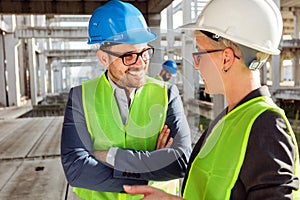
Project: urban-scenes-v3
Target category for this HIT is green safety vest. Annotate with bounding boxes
[74,74,178,200]
[183,96,300,200]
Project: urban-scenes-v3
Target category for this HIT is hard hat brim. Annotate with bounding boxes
[179,22,199,30]
[88,29,157,45]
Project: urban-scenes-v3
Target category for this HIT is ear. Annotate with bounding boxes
[159,69,166,76]
[97,50,109,69]
[222,48,235,70]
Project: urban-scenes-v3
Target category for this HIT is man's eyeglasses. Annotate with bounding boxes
[100,46,154,66]
[192,49,240,66]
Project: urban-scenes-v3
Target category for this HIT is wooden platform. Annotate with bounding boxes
[0,116,79,200]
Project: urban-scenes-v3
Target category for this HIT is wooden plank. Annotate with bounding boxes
[0,160,23,190]
[0,117,54,159]
[0,157,67,200]
[28,116,63,158]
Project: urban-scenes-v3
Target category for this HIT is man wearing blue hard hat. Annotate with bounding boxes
[60,1,191,200]
[157,60,178,82]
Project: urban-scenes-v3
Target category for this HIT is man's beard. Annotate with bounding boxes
[162,74,170,81]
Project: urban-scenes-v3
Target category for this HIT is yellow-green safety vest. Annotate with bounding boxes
[74,74,178,200]
[155,75,163,81]
[183,96,300,200]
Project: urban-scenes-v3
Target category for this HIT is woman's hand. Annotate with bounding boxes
[123,185,183,200]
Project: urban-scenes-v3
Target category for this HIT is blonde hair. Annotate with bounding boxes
[194,30,270,63]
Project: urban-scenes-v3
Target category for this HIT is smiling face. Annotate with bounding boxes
[194,34,225,95]
[98,43,151,90]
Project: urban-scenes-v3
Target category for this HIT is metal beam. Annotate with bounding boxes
[47,16,90,23]
[273,87,300,100]
[15,27,87,39]
[45,49,96,59]
[15,27,179,42]
[281,39,300,48]
[281,0,300,8]
[61,61,98,67]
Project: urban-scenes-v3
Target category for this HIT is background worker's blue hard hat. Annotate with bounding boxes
[88,0,157,45]
[163,60,178,76]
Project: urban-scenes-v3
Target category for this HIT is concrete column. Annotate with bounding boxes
[148,14,162,77]
[52,60,63,93]
[260,64,268,85]
[0,32,7,106]
[3,15,16,32]
[38,53,47,97]
[293,9,300,89]
[294,10,300,39]
[47,58,54,93]
[269,0,281,97]
[28,38,38,105]
[65,67,71,91]
[213,94,226,118]
[166,4,175,60]
[182,0,195,103]
[181,32,194,103]
[5,33,21,106]
[18,40,26,97]
[294,50,300,86]
[271,55,281,91]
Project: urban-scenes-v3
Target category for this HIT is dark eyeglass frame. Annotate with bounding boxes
[192,49,240,66]
[100,45,154,66]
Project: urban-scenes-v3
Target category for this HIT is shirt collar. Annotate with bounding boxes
[106,71,136,101]
[233,85,271,110]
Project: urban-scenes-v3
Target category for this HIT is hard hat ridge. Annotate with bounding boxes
[88,0,157,45]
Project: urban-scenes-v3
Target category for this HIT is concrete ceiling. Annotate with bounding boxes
[0,0,173,16]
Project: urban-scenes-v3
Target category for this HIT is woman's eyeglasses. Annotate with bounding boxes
[100,46,154,66]
[192,49,240,66]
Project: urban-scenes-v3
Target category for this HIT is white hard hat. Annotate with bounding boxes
[182,0,283,55]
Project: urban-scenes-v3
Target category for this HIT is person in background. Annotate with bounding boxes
[156,60,178,82]
[124,0,300,199]
[60,1,191,200]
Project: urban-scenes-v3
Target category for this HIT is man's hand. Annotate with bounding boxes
[156,125,173,149]
[123,185,183,200]
[93,150,108,163]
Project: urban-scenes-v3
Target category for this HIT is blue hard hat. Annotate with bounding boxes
[163,60,178,76]
[88,0,157,45]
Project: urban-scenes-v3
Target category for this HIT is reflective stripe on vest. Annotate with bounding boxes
[74,74,175,200]
[183,96,300,200]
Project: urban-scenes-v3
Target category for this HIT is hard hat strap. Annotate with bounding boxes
[238,44,264,70]
[101,42,121,48]
[248,59,268,70]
